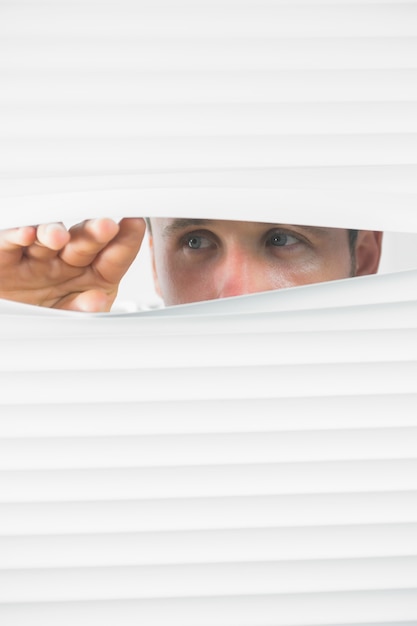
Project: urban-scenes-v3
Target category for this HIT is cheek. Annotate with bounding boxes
[151,244,172,300]
[265,248,352,288]
[154,251,207,305]
[295,249,352,283]
[154,252,176,302]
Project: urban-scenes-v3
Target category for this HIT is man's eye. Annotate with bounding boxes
[185,234,211,249]
[268,232,299,247]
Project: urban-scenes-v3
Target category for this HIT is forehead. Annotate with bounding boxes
[152,218,217,236]
[150,218,332,238]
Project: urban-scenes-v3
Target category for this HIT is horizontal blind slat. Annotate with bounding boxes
[1,395,417,437]
[3,70,417,105]
[0,361,415,403]
[2,557,417,602]
[2,493,416,533]
[2,524,417,568]
[0,461,416,502]
[4,3,417,38]
[1,589,417,626]
[1,429,417,470]
[2,38,417,71]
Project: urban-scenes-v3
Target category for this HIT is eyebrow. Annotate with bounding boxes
[293,225,332,236]
[162,218,335,238]
[162,218,216,237]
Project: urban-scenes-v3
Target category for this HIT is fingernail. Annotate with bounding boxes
[44,223,66,234]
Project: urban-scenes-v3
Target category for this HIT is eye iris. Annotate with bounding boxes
[271,233,288,246]
[188,236,202,249]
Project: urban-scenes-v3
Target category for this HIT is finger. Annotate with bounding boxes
[0,226,36,270]
[59,218,120,268]
[92,218,146,284]
[25,223,71,260]
[36,223,71,250]
[0,226,37,251]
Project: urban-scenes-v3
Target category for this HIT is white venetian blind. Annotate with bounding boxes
[1,1,417,625]
[1,0,417,229]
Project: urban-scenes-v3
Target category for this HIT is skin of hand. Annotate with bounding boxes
[0,217,146,311]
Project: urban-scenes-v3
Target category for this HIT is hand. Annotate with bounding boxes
[0,217,146,311]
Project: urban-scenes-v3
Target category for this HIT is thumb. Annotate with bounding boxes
[55,289,116,312]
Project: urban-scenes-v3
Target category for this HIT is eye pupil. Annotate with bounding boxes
[271,233,288,246]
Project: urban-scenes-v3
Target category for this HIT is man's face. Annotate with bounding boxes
[149,218,382,306]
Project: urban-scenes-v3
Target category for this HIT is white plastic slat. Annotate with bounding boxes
[1,557,417,602]
[3,135,417,173]
[1,327,417,372]
[2,524,417,569]
[3,103,417,137]
[2,37,417,71]
[0,461,416,502]
[1,395,417,438]
[1,493,416,535]
[0,361,416,404]
[1,589,417,626]
[3,3,417,38]
[2,70,417,106]
[0,428,416,470]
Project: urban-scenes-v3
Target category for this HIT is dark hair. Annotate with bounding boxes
[348,229,359,275]
[348,229,359,256]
